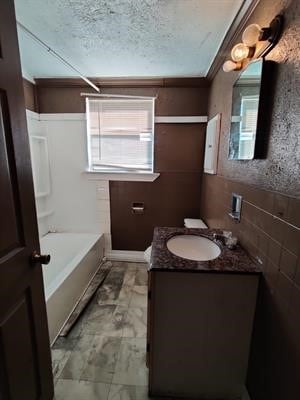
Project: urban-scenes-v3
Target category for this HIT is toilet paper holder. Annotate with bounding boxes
[131,202,145,214]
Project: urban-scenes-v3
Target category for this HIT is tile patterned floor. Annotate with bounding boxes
[52,261,152,400]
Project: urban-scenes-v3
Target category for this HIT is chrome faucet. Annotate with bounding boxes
[213,231,238,249]
[213,233,226,244]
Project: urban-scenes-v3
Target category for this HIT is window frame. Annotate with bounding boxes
[86,97,155,174]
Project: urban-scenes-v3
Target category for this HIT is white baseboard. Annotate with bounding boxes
[105,250,146,263]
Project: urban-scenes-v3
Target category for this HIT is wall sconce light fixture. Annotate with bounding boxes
[223,15,283,72]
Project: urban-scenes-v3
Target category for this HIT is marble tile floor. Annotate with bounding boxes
[52,261,244,400]
[52,261,162,400]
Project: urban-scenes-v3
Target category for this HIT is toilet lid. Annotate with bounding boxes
[184,218,208,229]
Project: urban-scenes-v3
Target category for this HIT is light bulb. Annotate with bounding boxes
[231,43,251,62]
[242,24,262,47]
[222,60,241,72]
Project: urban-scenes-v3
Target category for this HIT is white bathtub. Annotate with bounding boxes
[40,232,105,344]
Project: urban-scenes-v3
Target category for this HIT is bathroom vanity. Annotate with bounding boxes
[147,227,260,400]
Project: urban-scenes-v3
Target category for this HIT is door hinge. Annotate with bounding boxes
[146,342,150,352]
[148,290,151,300]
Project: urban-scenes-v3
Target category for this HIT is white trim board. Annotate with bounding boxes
[26,111,208,124]
[26,109,40,120]
[155,116,207,123]
[105,250,146,263]
[22,73,35,84]
[40,113,86,121]
[25,110,86,121]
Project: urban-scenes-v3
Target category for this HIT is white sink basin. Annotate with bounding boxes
[166,235,221,261]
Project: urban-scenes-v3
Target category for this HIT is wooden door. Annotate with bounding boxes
[0,1,54,399]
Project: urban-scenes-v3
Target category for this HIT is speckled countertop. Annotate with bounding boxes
[149,227,261,274]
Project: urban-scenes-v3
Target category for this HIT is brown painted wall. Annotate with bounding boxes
[35,82,209,250]
[201,175,300,399]
[208,0,299,197]
[200,0,300,399]
[111,124,206,250]
[23,78,37,112]
[36,85,209,115]
[109,87,208,250]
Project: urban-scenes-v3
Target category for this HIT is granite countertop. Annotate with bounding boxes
[149,227,261,274]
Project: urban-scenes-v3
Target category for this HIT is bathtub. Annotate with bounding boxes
[40,232,105,344]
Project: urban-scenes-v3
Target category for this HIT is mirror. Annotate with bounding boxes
[229,59,263,160]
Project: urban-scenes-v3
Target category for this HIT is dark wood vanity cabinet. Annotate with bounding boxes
[146,270,152,369]
[147,269,259,400]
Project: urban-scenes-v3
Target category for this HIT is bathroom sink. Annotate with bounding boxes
[166,235,221,261]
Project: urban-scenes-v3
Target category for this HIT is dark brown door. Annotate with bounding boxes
[0,1,53,399]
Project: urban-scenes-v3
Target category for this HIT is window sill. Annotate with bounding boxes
[84,170,160,182]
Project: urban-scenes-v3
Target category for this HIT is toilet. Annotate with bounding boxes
[183,218,208,229]
[144,218,208,263]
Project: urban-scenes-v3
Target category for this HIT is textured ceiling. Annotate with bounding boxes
[15,0,243,79]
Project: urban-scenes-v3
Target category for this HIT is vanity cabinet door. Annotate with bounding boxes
[148,271,259,399]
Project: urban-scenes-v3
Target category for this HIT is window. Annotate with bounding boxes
[238,95,259,159]
[86,98,155,173]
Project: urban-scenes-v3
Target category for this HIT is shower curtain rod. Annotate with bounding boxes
[17,22,100,93]
[80,92,157,100]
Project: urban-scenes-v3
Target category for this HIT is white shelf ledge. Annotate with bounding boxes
[37,209,54,219]
[84,170,160,182]
[35,191,50,199]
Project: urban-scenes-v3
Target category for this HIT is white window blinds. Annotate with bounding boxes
[238,95,259,159]
[86,98,155,172]
[240,95,259,138]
